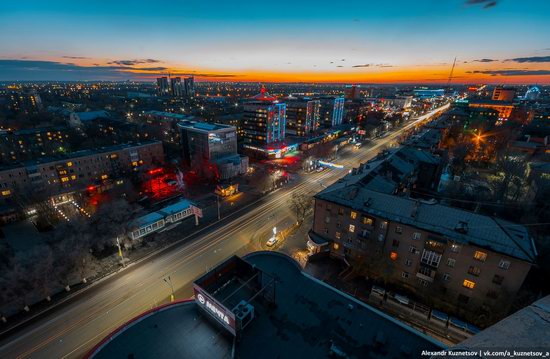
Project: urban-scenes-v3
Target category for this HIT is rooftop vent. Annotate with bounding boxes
[454,221,469,234]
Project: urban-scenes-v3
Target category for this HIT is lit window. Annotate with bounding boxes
[61,177,69,182]
[349,224,355,233]
[335,232,341,239]
[362,216,373,225]
[1,190,11,196]
[67,162,73,167]
[390,251,398,261]
[474,251,487,262]
[463,280,476,289]
[498,260,511,270]
[101,174,108,180]
[450,244,461,253]
[350,211,357,219]
[333,243,340,250]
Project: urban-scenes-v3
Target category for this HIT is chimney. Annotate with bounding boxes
[411,200,419,218]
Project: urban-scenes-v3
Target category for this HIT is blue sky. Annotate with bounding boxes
[1,0,549,82]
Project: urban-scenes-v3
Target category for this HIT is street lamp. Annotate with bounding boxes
[163,276,175,302]
[116,237,125,267]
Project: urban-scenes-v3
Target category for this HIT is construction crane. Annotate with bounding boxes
[447,57,457,89]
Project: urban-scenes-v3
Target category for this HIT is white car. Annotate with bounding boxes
[371,286,385,296]
[266,236,278,247]
[394,294,410,305]
[354,142,362,149]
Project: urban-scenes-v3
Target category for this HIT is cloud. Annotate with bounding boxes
[352,63,393,68]
[507,56,550,63]
[0,59,235,80]
[62,56,90,59]
[465,0,498,9]
[336,65,344,68]
[108,59,160,66]
[474,58,497,62]
[467,69,550,76]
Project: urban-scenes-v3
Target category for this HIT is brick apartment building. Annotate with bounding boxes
[309,173,537,320]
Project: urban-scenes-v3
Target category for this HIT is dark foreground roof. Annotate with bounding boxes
[88,252,443,359]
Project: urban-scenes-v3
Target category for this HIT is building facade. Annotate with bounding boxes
[178,120,248,180]
[285,97,320,137]
[492,86,516,102]
[310,180,536,320]
[242,87,286,147]
[318,96,344,128]
[0,141,164,200]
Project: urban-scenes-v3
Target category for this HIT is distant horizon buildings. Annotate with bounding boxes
[156,76,195,97]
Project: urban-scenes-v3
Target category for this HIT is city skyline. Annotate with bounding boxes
[1,0,550,84]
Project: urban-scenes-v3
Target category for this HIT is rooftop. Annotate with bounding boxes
[0,140,161,172]
[316,186,536,262]
[88,252,444,359]
[177,119,235,133]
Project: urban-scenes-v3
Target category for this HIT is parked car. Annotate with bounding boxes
[393,294,410,305]
[371,285,385,296]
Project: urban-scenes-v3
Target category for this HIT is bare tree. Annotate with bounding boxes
[290,193,312,225]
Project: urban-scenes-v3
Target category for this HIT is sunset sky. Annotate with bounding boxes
[1,0,549,83]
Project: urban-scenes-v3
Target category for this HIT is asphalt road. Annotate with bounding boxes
[0,104,449,359]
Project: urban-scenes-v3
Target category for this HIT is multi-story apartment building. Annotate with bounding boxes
[0,126,70,163]
[285,96,320,137]
[242,87,286,148]
[317,96,344,128]
[0,141,163,200]
[309,175,537,318]
[156,77,170,95]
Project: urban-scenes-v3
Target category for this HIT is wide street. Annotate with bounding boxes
[0,104,449,359]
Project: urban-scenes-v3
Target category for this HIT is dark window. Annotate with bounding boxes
[395,226,403,234]
[492,275,504,285]
[468,266,481,277]
[392,239,400,247]
[457,294,470,304]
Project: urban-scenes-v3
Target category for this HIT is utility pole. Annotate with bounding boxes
[217,194,221,220]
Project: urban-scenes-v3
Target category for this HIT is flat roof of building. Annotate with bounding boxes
[89,252,443,359]
[177,119,235,133]
[87,301,232,359]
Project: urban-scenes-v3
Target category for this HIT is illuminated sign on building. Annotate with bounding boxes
[193,285,236,335]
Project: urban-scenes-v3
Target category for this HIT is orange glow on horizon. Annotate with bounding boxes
[53,56,550,84]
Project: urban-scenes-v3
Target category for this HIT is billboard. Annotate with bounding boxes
[193,284,236,336]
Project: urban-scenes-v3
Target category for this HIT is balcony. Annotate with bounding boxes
[416,266,436,282]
